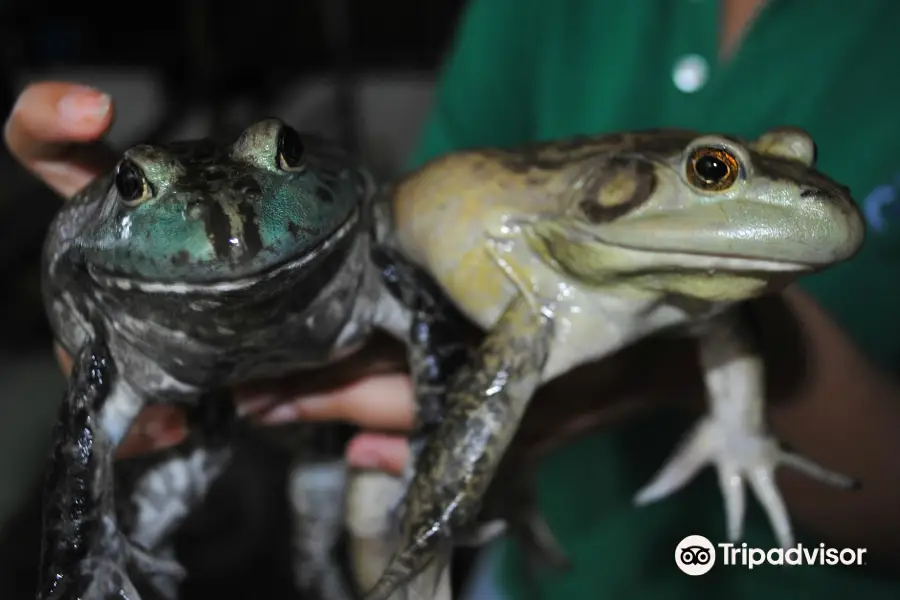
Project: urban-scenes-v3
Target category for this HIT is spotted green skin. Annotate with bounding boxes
[79,121,359,283]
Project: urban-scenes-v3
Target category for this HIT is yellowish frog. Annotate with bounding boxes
[364,126,865,599]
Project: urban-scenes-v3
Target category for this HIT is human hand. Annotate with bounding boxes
[230,331,708,476]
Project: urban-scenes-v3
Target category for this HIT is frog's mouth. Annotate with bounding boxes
[582,239,816,273]
[557,196,864,270]
[552,235,813,274]
[88,207,361,295]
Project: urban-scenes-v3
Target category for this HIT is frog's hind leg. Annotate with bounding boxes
[369,245,569,584]
[634,309,858,548]
[118,440,232,598]
[370,244,473,429]
[361,294,553,600]
[37,337,145,600]
[115,390,238,599]
[352,244,482,600]
[288,457,357,600]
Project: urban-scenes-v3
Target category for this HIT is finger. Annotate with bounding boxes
[346,432,411,475]
[4,82,117,197]
[250,373,416,431]
[114,405,189,460]
[232,355,405,419]
[54,343,73,376]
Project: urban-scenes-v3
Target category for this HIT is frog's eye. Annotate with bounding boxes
[686,147,739,191]
[114,159,152,206]
[277,126,306,172]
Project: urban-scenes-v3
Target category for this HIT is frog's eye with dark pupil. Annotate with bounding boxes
[114,160,150,206]
[277,126,306,171]
[687,147,739,191]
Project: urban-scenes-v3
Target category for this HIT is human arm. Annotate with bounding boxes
[756,286,900,562]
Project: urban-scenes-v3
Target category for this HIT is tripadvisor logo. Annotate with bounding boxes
[675,535,867,575]
[675,535,716,576]
[719,542,867,569]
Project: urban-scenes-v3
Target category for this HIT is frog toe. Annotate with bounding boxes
[635,415,857,548]
[633,418,712,507]
[514,512,571,571]
[127,543,186,599]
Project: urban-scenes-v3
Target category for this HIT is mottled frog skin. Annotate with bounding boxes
[38,118,403,600]
[363,127,865,600]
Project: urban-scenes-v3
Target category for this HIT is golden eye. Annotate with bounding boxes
[686,147,739,191]
[114,159,152,206]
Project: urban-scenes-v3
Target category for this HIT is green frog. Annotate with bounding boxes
[38,118,393,600]
[40,115,498,600]
[39,118,864,600]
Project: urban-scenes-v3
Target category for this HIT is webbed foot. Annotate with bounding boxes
[634,311,857,549]
[634,414,856,548]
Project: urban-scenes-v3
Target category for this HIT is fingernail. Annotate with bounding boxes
[57,88,111,130]
[348,444,383,469]
[259,402,301,424]
[347,436,393,469]
[145,412,186,439]
[235,393,278,417]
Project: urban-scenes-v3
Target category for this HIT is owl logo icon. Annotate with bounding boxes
[675,535,716,575]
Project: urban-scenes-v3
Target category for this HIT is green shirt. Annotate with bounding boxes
[407,0,900,598]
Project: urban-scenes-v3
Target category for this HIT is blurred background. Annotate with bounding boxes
[0,0,470,597]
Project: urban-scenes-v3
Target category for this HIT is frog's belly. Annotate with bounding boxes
[219,317,370,384]
[106,250,377,398]
[539,295,691,384]
[106,301,364,397]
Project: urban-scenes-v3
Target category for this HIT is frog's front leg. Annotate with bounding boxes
[38,337,145,600]
[362,292,553,600]
[634,308,858,548]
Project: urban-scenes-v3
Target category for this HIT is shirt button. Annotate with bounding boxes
[672,54,709,93]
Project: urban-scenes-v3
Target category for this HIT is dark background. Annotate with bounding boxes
[0,0,464,71]
[0,0,468,351]
[0,1,476,598]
